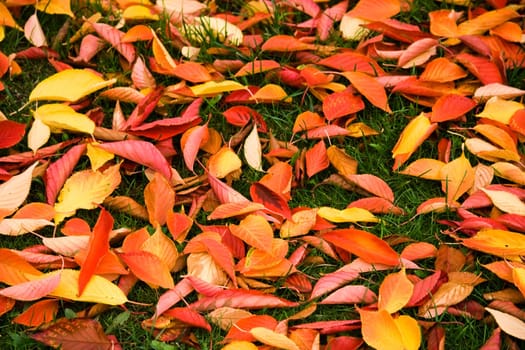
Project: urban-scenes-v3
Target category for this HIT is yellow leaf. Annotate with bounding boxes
[86,142,114,171]
[393,315,421,350]
[250,84,292,103]
[29,69,116,102]
[378,268,413,314]
[492,162,525,186]
[0,2,22,29]
[326,145,358,176]
[250,327,300,350]
[54,163,121,223]
[35,104,95,135]
[359,308,404,350]
[512,267,525,298]
[122,5,159,21]
[38,269,127,305]
[317,206,379,223]
[190,80,245,96]
[481,188,525,216]
[418,281,474,318]
[462,229,525,257]
[208,147,242,178]
[35,0,75,17]
[141,225,179,271]
[222,341,258,350]
[476,96,523,125]
[392,113,437,170]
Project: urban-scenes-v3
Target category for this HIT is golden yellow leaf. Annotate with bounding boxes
[457,6,519,36]
[492,162,525,186]
[35,0,74,17]
[208,147,242,178]
[462,229,525,258]
[250,327,300,350]
[190,80,245,96]
[481,188,525,216]
[122,5,159,21]
[392,113,437,170]
[141,226,179,271]
[40,269,127,305]
[222,341,258,350]
[86,142,114,171]
[393,315,421,350]
[476,96,523,125]
[54,163,121,223]
[512,267,525,298]
[359,308,404,350]
[29,69,116,102]
[34,104,95,135]
[326,145,358,176]
[0,2,22,29]
[250,84,292,103]
[378,269,413,314]
[440,151,475,203]
[317,206,379,223]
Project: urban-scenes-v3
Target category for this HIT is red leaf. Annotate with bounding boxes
[480,327,501,350]
[164,307,211,331]
[91,22,136,63]
[322,228,400,266]
[128,113,202,140]
[291,319,361,334]
[122,87,164,130]
[78,208,113,296]
[0,120,25,149]
[305,140,330,178]
[406,270,446,307]
[189,289,299,312]
[223,105,266,131]
[31,318,114,349]
[250,182,292,220]
[323,91,365,120]
[97,140,172,179]
[44,144,86,204]
[119,251,174,289]
[326,336,364,350]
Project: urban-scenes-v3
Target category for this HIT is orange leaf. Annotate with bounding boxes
[305,140,330,178]
[144,172,175,226]
[420,57,467,83]
[428,10,460,37]
[378,268,413,313]
[440,151,475,203]
[122,24,154,42]
[119,251,174,289]
[418,281,474,318]
[347,197,405,215]
[261,35,313,52]
[323,91,364,120]
[250,84,291,103]
[235,60,281,77]
[12,299,59,327]
[141,226,179,272]
[457,6,519,36]
[0,248,42,286]
[173,62,212,83]
[398,158,445,180]
[347,0,400,21]
[322,228,400,266]
[431,94,477,122]
[359,308,404,350]
[78,208,113,296]
[401,242,437,261]
[229,214,274,253]
[225,315,278,342]
[250,182,292,220]
[343,174,395,202]
[327,145,358,177]
[259,162,293,201]
[343,71,391,113]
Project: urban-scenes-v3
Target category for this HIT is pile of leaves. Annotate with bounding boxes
[1,0,525,348]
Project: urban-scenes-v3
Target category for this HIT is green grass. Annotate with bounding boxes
[1,0,525,349]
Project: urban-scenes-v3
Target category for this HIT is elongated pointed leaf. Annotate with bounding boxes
[189,288,299,311]
[29,69,116,102]
[0,162,38,217]
[343,71,391,113]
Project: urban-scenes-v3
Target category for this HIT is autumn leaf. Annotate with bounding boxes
[29,69,116,102]
[54,163,121,223]
[378,268,414,313]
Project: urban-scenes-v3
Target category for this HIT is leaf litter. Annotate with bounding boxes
[1,0,525,349]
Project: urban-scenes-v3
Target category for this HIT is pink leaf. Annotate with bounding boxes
[320,285,377,305]
[189,289,299,312]
[310,265,360,300]
[208,173,250,204]
[182,124,208,172]
[43,144,86,204]
[0,273,60,301]
[71,34,105,63]
[343,174,395,202]
[155,278,194,317]
[97,140,172,179]
[91,22,136,63]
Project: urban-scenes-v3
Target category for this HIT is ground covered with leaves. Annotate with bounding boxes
[1,0,525,349]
